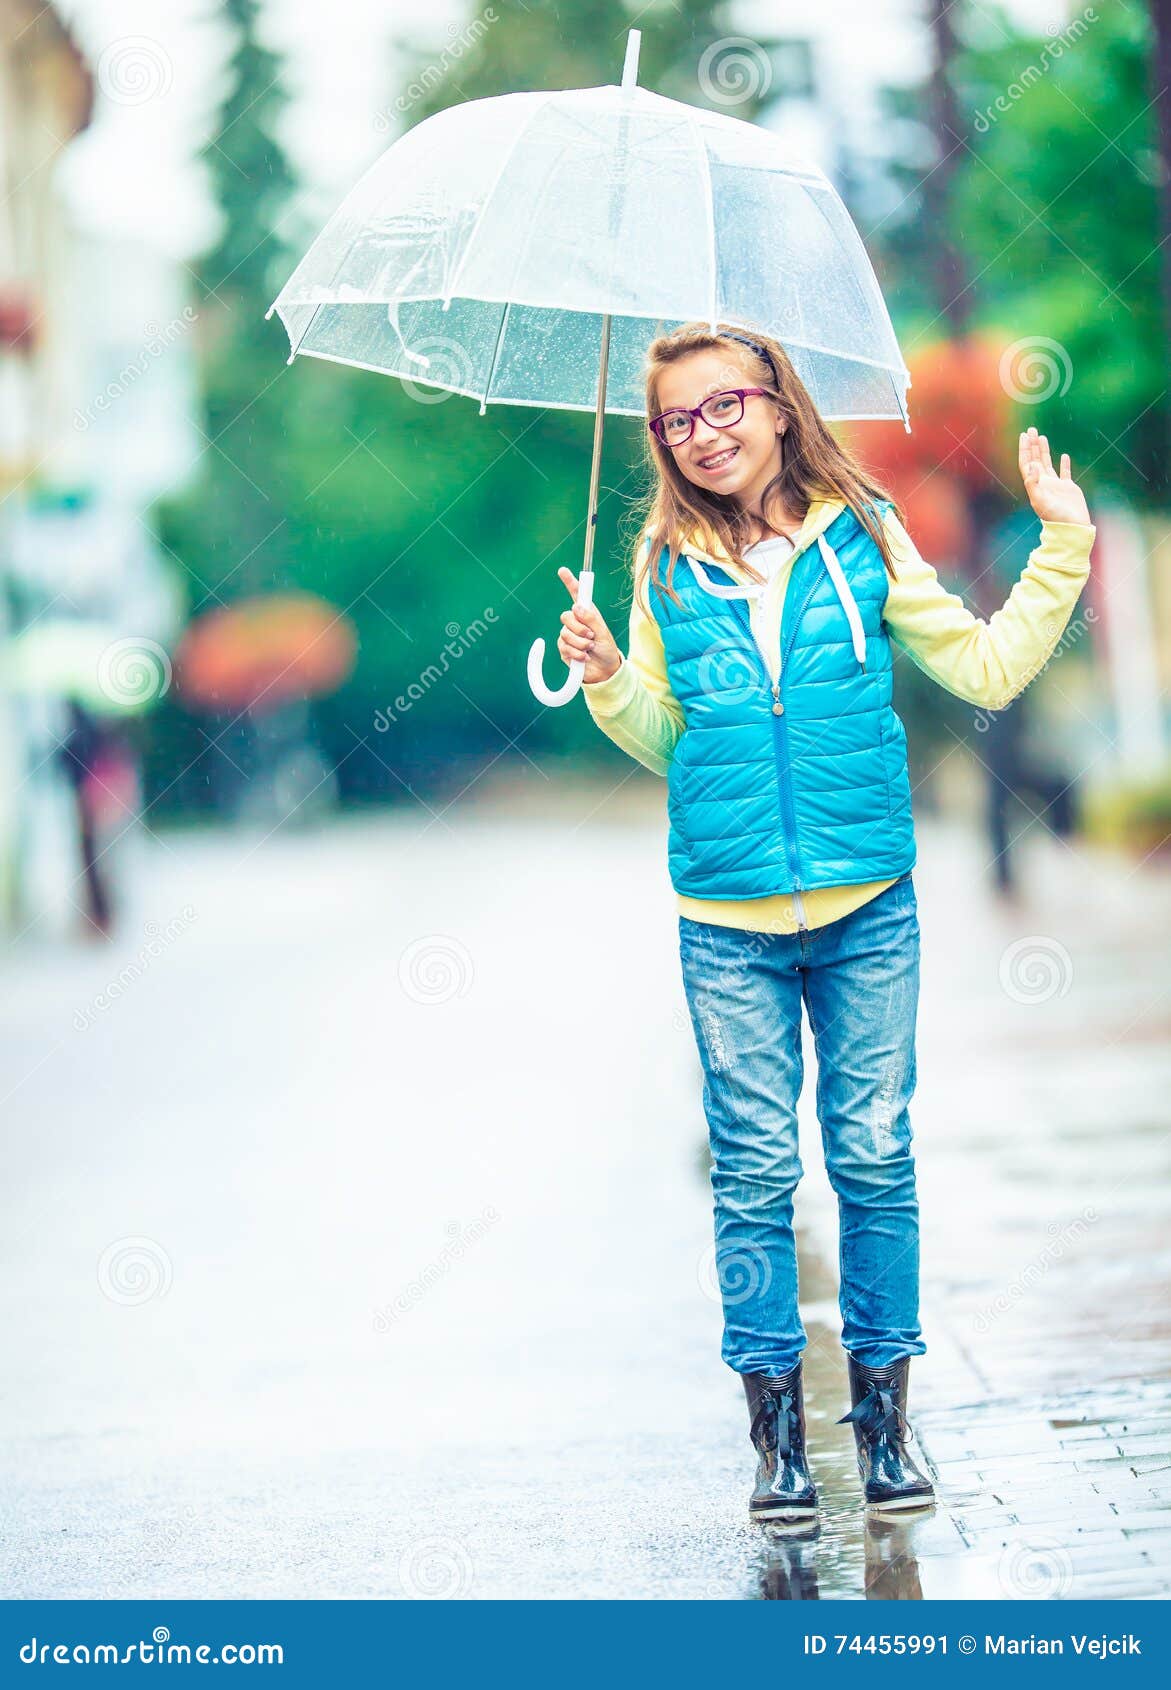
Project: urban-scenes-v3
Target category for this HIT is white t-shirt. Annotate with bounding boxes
[741,532,797,583]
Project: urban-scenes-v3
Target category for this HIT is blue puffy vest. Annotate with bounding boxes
[649,504,917,899]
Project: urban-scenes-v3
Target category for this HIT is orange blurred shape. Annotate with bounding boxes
[845,334,1017,498]
[899,472,972,564]
[175,592,357,716]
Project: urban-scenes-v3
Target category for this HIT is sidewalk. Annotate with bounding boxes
[793,816,1171,1597]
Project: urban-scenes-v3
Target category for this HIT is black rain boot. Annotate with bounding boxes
[837,1353,935,1512]
[742,1362,818,1522]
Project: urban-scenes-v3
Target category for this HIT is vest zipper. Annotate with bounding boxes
[727,565,826,932]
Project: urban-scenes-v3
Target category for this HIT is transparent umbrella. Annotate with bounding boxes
[267,30,910,705]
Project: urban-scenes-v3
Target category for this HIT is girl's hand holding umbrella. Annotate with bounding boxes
[1020,425,1092,525]
[557,567,622,685]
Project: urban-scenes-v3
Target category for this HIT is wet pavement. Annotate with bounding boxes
[1,774,1168,1598]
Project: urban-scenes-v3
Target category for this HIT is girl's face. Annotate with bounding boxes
[652,346,786,508]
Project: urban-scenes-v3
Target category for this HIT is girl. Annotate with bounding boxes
[558,321,1094,1522]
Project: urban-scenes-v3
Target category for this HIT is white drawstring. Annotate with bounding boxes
[684,539,868,671]
[684,556,765,600]
[817,535,868,670]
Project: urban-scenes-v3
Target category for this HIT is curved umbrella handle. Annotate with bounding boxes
[527,569,594,708]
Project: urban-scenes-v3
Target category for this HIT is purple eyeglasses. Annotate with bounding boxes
[648,387,771,448]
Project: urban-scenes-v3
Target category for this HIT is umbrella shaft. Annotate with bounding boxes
[583,312,612,574]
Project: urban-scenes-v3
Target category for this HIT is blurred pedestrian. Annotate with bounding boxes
[56,700,137,938]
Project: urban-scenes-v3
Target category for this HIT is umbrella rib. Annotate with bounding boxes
[480,298,512,412]
[286,302,323,364]
[441,92,558,308]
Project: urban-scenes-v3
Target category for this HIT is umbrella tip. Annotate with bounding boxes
[286,352,296,367]
[621,28,641,90]
[264,303,275,321]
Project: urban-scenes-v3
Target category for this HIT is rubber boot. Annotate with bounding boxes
[837,1353,935,1512]
[742,1361,818,1522]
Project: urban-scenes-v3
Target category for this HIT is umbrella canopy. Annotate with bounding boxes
[267,55,909,424]
[267,31,910,706]
[174,593,357,716]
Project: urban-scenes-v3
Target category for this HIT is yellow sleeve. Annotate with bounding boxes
[882,510,1095,710]
[583,559,685,778]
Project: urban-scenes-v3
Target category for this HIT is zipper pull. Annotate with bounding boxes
[771,682,784,716]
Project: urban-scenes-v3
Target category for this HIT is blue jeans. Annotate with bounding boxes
[678,872,926,1375]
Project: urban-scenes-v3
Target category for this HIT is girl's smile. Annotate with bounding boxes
[695,444,740,475]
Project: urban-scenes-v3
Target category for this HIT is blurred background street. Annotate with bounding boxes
[2,0,1170,1600]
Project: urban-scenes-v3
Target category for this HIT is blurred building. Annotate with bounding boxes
[0,1,191,940]
[0,0,93,931]
[0,0,92,477]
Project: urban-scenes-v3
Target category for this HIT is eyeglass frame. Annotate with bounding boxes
[647,387,775,448]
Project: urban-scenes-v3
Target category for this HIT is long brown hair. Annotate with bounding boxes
[630,321,905,618]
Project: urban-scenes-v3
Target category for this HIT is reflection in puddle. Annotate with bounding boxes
[752,1514,931,1600]
[863,1516,928,1600]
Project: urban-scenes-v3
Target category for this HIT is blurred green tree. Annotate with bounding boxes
[149,0,304,813]
[873,0,1168,500]
[150,0,765,814]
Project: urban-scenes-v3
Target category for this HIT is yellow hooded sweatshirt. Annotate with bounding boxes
[583,499,1095,934]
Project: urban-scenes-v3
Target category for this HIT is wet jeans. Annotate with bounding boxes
[678,872,926,1375]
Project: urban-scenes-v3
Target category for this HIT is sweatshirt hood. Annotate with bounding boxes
[676,497,848,575]
[650,496,869,671]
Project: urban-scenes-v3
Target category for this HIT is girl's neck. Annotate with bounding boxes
[744,508,806,548]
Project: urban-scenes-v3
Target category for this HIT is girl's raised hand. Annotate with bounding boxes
[1019,426,1092,526]
[557,567,623,685]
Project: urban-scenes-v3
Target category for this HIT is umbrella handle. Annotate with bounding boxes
[527,569,594,708]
